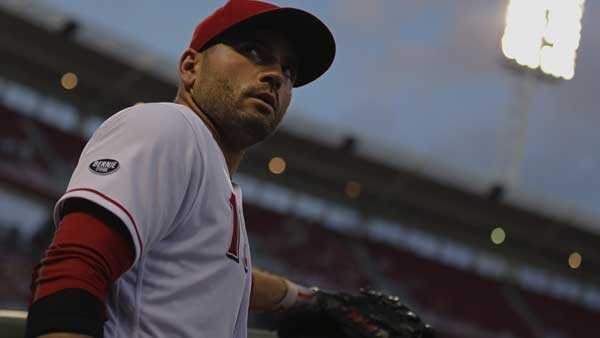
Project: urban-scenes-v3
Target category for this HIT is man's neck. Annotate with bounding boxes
[174,93,244,178]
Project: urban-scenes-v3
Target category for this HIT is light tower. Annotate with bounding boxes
[497,0,586,190]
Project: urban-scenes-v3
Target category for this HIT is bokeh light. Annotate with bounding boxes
[268,157,286,175]
[60,72,78,90]
[491,227,506,245]
[345,181,361,199]
[569,252,582,269]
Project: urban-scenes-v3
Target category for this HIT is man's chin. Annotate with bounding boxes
[232,117,275,148]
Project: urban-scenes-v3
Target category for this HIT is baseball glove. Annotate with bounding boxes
[277,288,434,338]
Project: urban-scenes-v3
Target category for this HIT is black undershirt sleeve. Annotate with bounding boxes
[25,288,105,338]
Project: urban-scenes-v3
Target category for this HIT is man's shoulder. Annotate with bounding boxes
[90,102,216,156]
[114,102,190,127]
[103,102,202,141]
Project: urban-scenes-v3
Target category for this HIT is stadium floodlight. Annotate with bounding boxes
[501,0,585,80]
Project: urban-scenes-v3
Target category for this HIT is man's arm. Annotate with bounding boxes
[250,267,315,312]
[35,268,301,335]
[26,201,134,338]
[250,267,287,312]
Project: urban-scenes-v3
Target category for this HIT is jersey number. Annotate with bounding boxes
[226,193,248,273]
[226,193,241,263]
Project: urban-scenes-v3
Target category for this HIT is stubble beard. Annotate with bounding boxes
[193,74,276,150]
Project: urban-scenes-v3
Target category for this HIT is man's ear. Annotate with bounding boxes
[179,48,200,90]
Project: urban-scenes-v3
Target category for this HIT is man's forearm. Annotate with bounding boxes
[250,267,288,312]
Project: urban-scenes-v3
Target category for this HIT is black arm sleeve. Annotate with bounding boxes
[25,288,105,338]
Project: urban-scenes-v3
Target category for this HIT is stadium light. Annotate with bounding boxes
[501,0,585,80]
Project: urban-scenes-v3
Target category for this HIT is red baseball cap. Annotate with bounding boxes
[189,0,335,87]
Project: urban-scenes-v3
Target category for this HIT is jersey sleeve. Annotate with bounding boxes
[54,103,202,265]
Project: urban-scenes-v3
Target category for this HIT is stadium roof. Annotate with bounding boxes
[2,1,600,286]
[6,0,598,234]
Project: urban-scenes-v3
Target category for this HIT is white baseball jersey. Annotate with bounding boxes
[53,102,253,338]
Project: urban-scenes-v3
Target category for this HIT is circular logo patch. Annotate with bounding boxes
[89,159,120,175]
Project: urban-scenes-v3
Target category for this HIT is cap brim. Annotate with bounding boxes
[222,8,336,87]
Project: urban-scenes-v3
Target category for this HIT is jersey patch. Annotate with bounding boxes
[89,159,120,175]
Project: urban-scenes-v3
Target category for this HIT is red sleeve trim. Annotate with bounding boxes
[250,273,256,309]
[30,212,134,305]
[65,188,143,255]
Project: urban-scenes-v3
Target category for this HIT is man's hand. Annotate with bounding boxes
[277,288,435,338]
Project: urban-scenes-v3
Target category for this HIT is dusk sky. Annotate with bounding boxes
[34,0,600,233]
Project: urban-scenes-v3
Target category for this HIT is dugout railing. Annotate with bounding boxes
[0,310,278,338]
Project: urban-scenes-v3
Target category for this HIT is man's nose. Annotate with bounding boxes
[259,66,284,91]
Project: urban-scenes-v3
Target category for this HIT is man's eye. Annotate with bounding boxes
[238,43,264,63]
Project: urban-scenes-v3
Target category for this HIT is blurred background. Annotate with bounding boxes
[0,0,598,337]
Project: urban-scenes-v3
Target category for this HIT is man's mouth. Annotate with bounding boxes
[251,92,276,113]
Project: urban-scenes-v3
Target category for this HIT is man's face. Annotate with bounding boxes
[188,29,297,149]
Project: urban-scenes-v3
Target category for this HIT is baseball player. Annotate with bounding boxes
[25,0,335,337]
